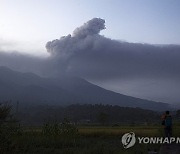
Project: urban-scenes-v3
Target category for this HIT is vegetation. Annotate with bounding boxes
[0,102,22,153]
[17,104,160,126]
[42,119,78,137]
[2,124,180,154]
[1,103,180,153]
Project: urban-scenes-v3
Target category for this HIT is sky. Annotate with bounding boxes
[0,0,180,105]
[1,0,180,55]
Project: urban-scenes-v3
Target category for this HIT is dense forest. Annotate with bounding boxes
[11,103,164,126]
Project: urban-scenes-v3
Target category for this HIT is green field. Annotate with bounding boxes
[1,124,180,154]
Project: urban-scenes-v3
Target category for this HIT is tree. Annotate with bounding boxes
[176,110,180,119]
[0,103,12,127]
[97,112,109,125]
[0,102,21,153]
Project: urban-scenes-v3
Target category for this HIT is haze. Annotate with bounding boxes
[0,0,180,105]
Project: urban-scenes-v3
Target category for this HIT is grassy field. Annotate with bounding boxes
[78,125,180,136]
[1,124,180,154]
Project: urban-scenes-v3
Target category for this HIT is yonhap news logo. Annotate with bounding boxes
[121,132,136,149]
[121,132,180,149]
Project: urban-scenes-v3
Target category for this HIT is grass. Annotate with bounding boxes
[2,124,180,154]
[78,125,161,137]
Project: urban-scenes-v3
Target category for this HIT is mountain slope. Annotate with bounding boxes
[0,66,169,110]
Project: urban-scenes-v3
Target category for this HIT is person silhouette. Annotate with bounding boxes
[163,111,172,138]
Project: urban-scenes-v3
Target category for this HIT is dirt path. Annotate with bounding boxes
[159,144,180,154]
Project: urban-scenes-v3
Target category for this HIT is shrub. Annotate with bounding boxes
[42,118,78,137]
[0,102,22,153]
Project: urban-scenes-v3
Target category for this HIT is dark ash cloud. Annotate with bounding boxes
[1,18,180,104]
[72,18,105,38]
[0,51,46,76]
[46,18,180,81]
[45,18,180,104]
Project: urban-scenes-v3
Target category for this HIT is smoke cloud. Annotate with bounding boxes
[46,18,180,80]
[0,51,47,76]
[1,18,180,104]
[73,18,105,38]
[45,18,180,103]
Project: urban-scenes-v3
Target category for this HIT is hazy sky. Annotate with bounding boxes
[1,0,180,55]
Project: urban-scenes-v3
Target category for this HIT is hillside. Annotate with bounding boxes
[0,66,169,110]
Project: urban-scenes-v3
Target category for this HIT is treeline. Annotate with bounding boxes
[15,104,161,126]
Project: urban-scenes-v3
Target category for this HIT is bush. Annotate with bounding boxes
[0,102,22,153]
[42,119,78,137]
